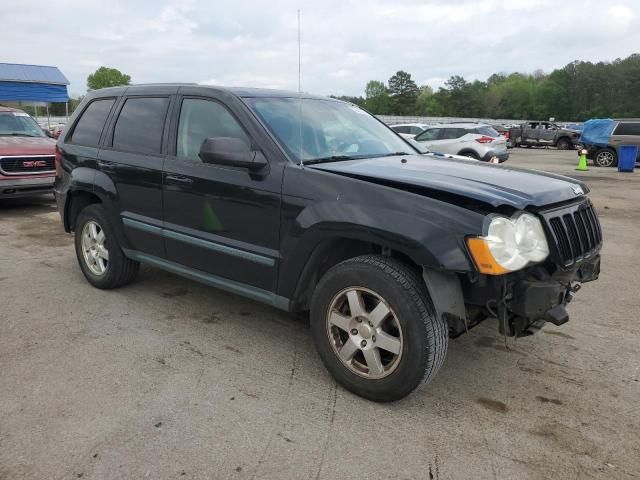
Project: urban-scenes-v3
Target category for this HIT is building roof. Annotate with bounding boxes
[0,63,69,85]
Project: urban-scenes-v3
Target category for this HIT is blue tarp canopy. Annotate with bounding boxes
[580,119,615,147]
[0,63,70,102]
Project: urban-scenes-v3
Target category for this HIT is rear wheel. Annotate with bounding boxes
[594,148,617,167]
[556,137,571,150]
[310,255,448,402]
[75,204,139,289]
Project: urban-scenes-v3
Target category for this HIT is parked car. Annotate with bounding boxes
[0,106,56,198]
[55,85,602,402]
[509,121,580,150]
[492,125,513,148]
[389,123,429,139]
[581,119,640,167]
[413,123,509,162]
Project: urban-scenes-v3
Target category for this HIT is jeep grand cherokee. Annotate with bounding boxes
[54,85,602,402]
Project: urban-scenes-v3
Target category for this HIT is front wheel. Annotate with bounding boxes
[74,204,139,289]
[310,255,448,402]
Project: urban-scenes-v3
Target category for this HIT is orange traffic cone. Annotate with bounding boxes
[576,149,589,171]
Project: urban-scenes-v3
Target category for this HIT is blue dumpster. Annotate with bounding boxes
[618,145,637,172]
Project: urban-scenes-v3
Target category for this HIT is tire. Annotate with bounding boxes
[594,148,617,167]
[459,151,479,160]
[310,255,448,402]
[556,137,570,150]
[74,204,139,289]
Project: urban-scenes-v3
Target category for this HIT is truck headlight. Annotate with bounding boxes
[466,213,549,275]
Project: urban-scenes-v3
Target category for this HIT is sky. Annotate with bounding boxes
[3,0,640,98]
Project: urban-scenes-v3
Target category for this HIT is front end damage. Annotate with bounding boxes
[426,198,603,338]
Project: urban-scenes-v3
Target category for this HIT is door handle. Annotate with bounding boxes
[166,174,193,185]
[97,160,116,170]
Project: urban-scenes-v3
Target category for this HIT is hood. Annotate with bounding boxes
[0,136,56,156]
[309,154,588,210]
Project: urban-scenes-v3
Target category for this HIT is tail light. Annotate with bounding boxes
[475,136,495,144]
[55,145,62,177]
[504,131,510,140]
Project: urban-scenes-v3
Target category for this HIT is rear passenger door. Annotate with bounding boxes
[437,128,467,154]
[98,89,175,258]
[161,92,282,293]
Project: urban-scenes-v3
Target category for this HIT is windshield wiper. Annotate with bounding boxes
[302,155,360,165]
[303,152,414,165]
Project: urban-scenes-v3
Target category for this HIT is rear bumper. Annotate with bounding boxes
[0,176,54,198]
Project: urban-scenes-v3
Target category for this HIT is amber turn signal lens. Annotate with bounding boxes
[466,237,509,275]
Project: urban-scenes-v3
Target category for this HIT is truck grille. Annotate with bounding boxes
[0,156,56,175]
[541,200,602,267]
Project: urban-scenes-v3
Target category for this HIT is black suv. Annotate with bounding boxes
[55,85,602,402]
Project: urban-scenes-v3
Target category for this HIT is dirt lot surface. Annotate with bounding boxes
[1,149,639,479]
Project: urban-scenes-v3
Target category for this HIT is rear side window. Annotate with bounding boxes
[176,98,250,162]
[441,128,467,139]
[476,126,499,137]
[415,128,441,141]
[614,122,640,136]
[112,97,169,154]
[69,98,115,146]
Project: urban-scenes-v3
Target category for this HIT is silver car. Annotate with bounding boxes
[390,123,429,139]
[414,123,509,162]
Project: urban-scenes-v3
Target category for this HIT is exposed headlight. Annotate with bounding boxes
[467,213,549,275]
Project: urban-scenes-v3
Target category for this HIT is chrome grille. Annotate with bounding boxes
[542,200,602,267]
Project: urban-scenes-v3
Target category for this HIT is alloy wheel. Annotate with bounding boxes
[81,220,109,275]
[326,287,403,379]
[596,151,614,167]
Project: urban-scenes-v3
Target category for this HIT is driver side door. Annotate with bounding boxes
[162,95,282,293]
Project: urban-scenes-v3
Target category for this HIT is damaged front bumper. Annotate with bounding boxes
[454,254,600,337]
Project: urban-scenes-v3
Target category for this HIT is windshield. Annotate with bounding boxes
[0,112,45,137]
[245,97,416,163]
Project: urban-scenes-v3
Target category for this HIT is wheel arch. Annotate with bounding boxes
[286,233,436,313]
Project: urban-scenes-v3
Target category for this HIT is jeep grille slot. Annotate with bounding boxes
[0,156,56,175]
[542,201,602,267]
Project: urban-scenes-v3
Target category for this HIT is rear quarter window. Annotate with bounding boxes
[614,122,640,136]
[68,98,115,146]
[476,126,499,137]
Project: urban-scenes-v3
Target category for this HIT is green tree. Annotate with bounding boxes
[414,85,434,115]
[364,80,391,114]
[388,70,418,115]
[87,66,131,90]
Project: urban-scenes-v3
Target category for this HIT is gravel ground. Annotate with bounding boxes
[1,149,639,480]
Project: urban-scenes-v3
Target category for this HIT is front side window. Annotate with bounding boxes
[392,126,408,134]
[176,98,250,162]
[112,97,169,154]
[246,97,415,163]
[415,128,441,141]
[69,98,115,146]
[409,126,424,135]
[0,112,45,138]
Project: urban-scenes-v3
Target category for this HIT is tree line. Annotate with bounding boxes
[332,53,640,121]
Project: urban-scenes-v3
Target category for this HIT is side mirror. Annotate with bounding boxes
[44,129,55,138]
[199,137,267,170]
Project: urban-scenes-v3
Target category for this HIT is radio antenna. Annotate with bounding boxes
[297,9,303,166]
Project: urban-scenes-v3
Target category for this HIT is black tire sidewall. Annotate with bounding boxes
[311,257,442,402]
